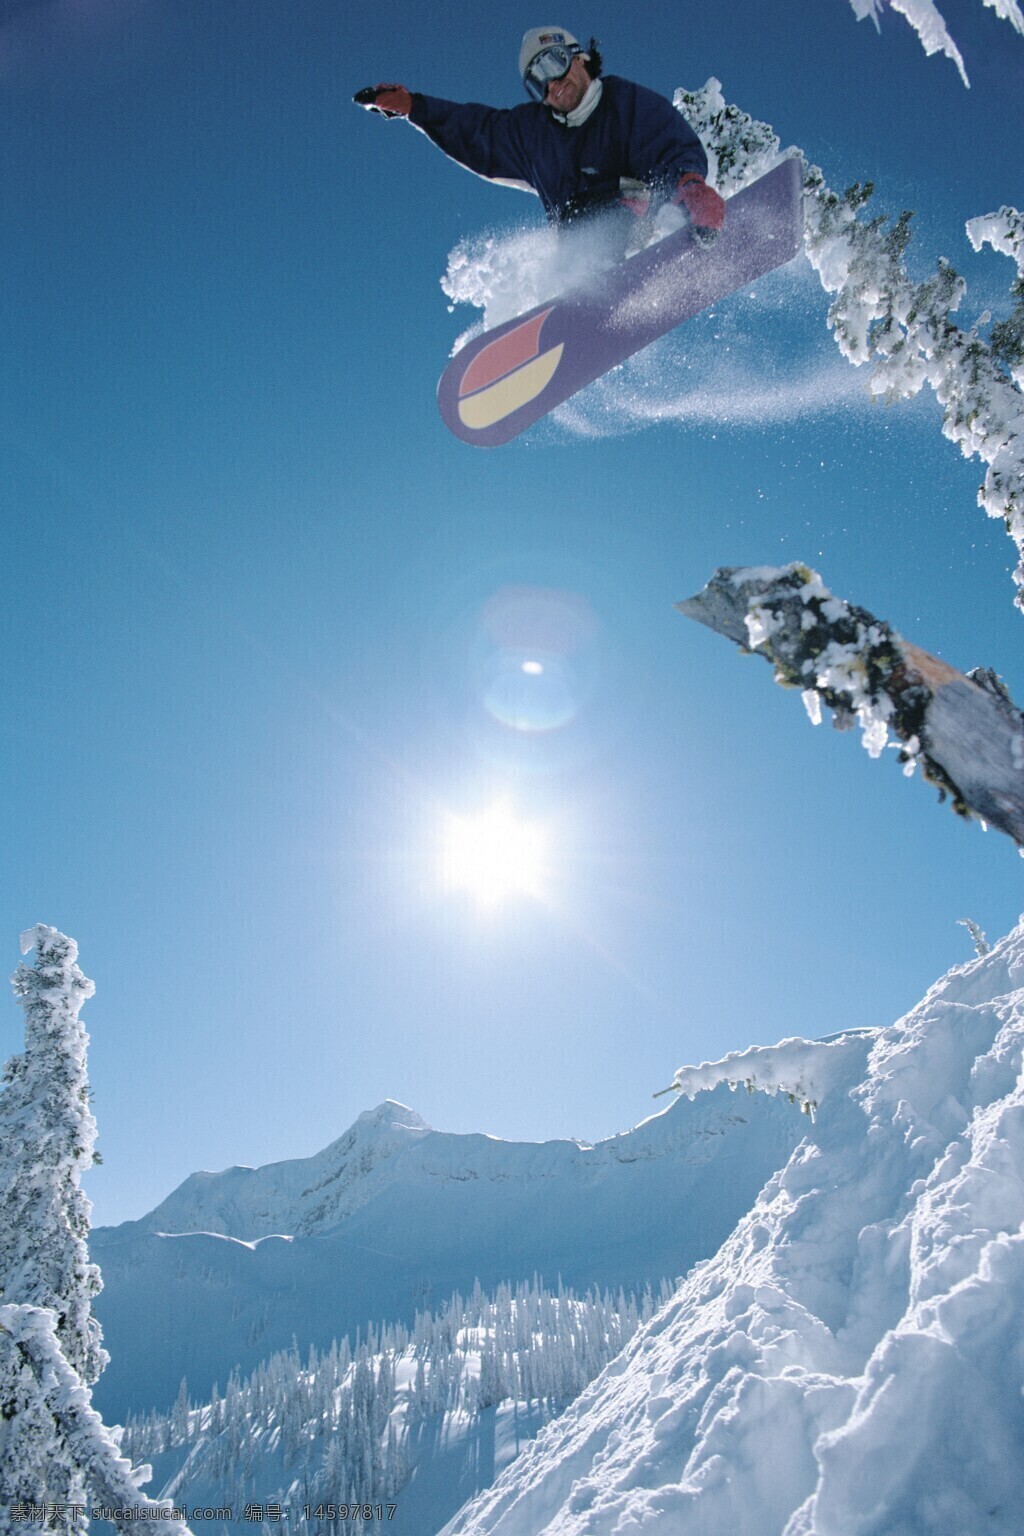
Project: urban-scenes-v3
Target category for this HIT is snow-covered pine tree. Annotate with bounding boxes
[120,1274,677,1523]
[171,1377,191,1447]
[0,927,105,1378]
[0,925,106,1523]
[0,928,190,1536]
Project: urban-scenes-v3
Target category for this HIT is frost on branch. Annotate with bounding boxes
[675,85,1024,612]
[677,564,1024,846]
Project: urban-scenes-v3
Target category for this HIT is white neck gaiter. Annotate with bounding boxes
[553,76,603,128]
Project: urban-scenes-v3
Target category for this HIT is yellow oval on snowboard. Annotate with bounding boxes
[458,345,565,431]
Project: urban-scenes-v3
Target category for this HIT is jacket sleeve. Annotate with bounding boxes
[620,80,708,190]
[407,94,538,194]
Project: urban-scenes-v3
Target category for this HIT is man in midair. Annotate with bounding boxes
[355,27,725,242]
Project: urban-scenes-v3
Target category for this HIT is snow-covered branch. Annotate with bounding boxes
[958,916,992,955]
[847,0,1024,87]
[0,1305,191,1535]
[676,82,1024,612]
[967,207,1024,389]
[677,563,1024,845]
[669,1030,873,1119]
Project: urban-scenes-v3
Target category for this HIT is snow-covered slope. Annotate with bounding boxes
[91,1090,800,1420]
[444,920,1024,1536]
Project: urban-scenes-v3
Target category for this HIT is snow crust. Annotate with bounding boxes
[447,917,1024,1535]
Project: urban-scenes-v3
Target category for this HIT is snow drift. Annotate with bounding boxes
[445,917,1024,1535]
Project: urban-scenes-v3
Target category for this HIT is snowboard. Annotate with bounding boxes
[437,156,804,448]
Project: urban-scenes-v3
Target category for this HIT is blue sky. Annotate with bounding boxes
[2,0,1023,1227]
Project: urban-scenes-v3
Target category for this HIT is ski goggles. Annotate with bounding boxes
[523,42,580,101]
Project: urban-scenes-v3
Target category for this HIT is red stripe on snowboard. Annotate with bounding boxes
[458,308,555,398]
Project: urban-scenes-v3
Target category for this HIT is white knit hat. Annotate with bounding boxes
[518,26,581,80]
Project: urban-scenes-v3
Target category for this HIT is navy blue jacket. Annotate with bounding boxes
[408,75,708,224]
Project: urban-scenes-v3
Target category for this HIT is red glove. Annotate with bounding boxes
[674,174,725,244]
[353,84,413,118]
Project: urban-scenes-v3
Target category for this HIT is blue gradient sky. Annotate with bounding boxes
[2,0,1022,1226]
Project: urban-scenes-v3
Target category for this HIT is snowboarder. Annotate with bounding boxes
[355,27,725,243]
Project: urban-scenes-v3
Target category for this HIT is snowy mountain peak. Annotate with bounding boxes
[355,1100,431,1133]
[121,1099,434,1242]
[92,1086,803,1418]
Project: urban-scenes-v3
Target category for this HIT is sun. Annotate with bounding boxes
[441,799,546,907]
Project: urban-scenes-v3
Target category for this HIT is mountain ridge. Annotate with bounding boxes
[91,1085,803,1418]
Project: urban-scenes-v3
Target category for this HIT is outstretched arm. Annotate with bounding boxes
[355,87,535,192]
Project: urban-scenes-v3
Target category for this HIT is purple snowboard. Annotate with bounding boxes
[437,157,804,448]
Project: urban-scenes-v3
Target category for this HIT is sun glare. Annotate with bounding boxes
[441,799,546,907]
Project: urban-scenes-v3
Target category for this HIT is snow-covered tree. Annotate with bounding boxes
[958,916,992,955]
[117,1275,676,1526]
[0,1305,191,1535]
[0,926,104,1379]
[0,925,106,1520]
[171,1377,191,1446]
[0,927,190,1535]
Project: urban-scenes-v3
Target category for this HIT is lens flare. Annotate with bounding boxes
[475,586,599,734]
